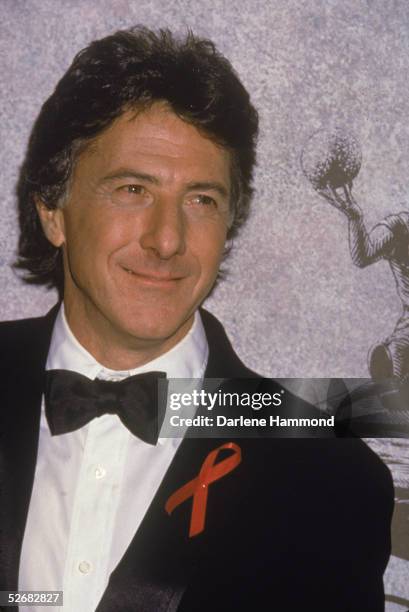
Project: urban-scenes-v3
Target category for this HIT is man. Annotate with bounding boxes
[0,27,393,611]
[318,179,409,380]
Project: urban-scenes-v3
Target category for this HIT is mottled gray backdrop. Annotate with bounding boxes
[1,0,408,608]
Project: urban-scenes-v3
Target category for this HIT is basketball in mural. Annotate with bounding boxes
[301,127,362,190]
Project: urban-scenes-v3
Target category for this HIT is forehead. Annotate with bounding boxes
[75,103,231,187]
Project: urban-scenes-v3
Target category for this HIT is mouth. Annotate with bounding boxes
[121,266,185,287]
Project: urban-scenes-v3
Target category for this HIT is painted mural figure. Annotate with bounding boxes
[302,128,409,381]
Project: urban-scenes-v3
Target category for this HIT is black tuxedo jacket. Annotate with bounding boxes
[0,307,394,611]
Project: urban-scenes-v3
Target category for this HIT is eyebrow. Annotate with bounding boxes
[100,169,230,199]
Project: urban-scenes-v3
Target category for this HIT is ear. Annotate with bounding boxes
[35,198,66,248]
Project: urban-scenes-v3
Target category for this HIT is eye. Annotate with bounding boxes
[112,184,153,207]
[122,184,146,195]
[188,194,217,208]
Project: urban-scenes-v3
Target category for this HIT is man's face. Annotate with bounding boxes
[38,103,231,365]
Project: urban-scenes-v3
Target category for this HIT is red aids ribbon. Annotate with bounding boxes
[165,442,242,537]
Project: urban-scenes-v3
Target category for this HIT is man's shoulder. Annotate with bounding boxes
[0,313,48,347]
[200,307,261,379]
[245,431,393,478]
[0,307,57,374]
[0,313,45,334]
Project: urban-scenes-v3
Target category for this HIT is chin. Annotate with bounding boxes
[117,308,194,346]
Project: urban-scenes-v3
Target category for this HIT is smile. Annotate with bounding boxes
[121,266,184,286]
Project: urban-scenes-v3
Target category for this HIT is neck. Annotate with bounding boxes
[63,300,195,371]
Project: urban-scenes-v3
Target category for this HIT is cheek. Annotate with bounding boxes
[192,228,226,280]
[65,212,130,263]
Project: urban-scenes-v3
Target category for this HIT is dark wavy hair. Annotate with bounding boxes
[15,26,259,296]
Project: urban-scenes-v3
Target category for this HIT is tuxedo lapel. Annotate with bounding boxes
[0,307,57,590]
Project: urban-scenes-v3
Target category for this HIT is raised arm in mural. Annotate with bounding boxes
[302,128,409,381]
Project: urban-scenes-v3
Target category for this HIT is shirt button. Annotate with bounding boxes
[78,560,92,574]
[95,466,106,479]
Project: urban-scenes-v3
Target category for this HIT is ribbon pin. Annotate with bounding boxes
[165,442,242,537]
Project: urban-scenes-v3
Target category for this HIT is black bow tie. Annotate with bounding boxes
[44,369,167,445]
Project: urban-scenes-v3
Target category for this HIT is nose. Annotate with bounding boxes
[139,197,186,259]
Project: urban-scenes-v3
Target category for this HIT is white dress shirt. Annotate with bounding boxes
[19,306,208,612]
